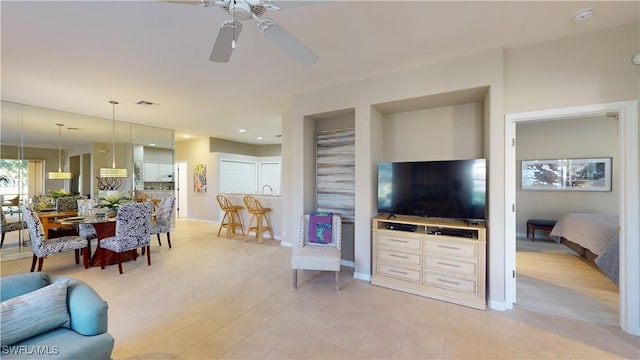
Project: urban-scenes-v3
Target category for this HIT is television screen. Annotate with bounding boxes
[377,159,486,221]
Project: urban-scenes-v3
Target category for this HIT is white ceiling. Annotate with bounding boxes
[2,1,638,145]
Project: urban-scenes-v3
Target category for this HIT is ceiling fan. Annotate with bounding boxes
[171,0,319,65]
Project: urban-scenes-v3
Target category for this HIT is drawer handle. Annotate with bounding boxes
[389,239,409,244]
[436,262,461,268]
[389,254,409,259]
[437,278,460,286]
[389,269,408,275]
[437,245,460,250]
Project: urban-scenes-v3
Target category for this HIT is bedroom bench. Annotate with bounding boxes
[526,219,557,241]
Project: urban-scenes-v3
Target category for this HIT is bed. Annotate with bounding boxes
[550,213,619,285]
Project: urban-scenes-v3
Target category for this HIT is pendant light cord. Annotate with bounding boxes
[110,100,119,169]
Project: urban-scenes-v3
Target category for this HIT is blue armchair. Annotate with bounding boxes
[0,272,114,360]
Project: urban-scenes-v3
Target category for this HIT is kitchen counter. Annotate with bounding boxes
[223,193,282,241]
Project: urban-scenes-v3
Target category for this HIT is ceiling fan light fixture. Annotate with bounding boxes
[99,100,128,178]
[48,123,72,180]
[572,8,594,23]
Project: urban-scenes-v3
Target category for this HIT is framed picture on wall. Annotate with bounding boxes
[521,157,612,191]
[194,164,206,193]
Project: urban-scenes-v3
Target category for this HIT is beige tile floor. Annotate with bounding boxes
[2,219,638,359]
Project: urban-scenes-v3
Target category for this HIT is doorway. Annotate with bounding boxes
[505,101,639,336]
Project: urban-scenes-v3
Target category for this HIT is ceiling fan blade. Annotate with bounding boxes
[262,1,320,11]
[258,18,318,65]
[159,0,213,6]
[209,20,243,63]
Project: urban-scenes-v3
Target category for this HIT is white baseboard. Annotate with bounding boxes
[341,260,355,268]
[489,300,507,311]
[354,272,371,282]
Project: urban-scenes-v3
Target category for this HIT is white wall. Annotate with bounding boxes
[382,102,484,162]
[174,137,218,221]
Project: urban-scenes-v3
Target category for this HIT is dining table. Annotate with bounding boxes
[36,210,78,239]
[57,216,139,267]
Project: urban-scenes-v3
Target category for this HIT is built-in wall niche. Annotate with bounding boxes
[307,108,356,263]
[373,86,488,162]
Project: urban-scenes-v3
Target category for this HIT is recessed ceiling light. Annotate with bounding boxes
[239,129,246,133]
[572,8,594,22]
[182,134,191,139]
[149,143,156,146]
[256,136,263,140]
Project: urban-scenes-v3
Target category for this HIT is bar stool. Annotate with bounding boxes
[243,195,273,244]
[216,195,245,238]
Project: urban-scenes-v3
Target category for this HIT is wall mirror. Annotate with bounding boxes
[0,101,174,259]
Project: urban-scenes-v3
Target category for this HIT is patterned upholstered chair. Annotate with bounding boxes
[56,195,80,212]
[20,205,89,272]
[150,197,175,248]
[1,208,26,248]
[99,202,152,274]
[291,213,342,290]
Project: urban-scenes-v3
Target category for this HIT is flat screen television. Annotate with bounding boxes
[377,159,486,222]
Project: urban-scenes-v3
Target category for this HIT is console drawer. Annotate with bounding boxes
[425,239,477,258]
[379,264,421,283]
[379,233,422,251]
[379,249,421,267]
[424,272,476,294]
[424,256,476,276]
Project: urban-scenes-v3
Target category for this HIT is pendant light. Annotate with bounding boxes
[47,123,72,180]
[99,100,128,178]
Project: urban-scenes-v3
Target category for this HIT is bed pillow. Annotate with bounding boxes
[0,280,70,346]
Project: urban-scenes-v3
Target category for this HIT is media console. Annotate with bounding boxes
[372,214,487,310]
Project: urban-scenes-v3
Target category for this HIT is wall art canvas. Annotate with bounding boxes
[194,163,207,193]
[521,157,612,191]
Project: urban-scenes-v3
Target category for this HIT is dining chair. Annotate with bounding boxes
[1,195,20,215]
[216,194,245,238]
[20,205,89,272]
[56,195,80,212]
[99,202,152,274]
[243,195,273,244]
[291,213,342,290]
[1,208,26,248]
[150,197,175,248]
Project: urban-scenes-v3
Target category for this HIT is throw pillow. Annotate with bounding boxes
[309,212,332,244]
[0,279,70,346]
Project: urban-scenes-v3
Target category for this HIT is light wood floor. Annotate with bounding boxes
[516,237,619,326]
[2,221,638,359]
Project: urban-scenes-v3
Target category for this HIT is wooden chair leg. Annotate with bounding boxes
[1,233,5,248]
[37,257,44,271]
[117,253,123,274]
[75,249,80,264]
[265,214,274,240]
[335,271,340,291]
[146,245,151,265]
[157,233,162,246]
[83,247,89,269]
[142,247,146,255]
[30,254,37,272]
[293,269,298,289]
[100,249,106,270]
[166,233,171,248]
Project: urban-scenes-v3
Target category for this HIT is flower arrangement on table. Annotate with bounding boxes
[98,193,132,212]
[48,188,73,198]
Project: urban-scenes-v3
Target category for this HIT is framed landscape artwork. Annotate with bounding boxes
[521,157,612,191]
